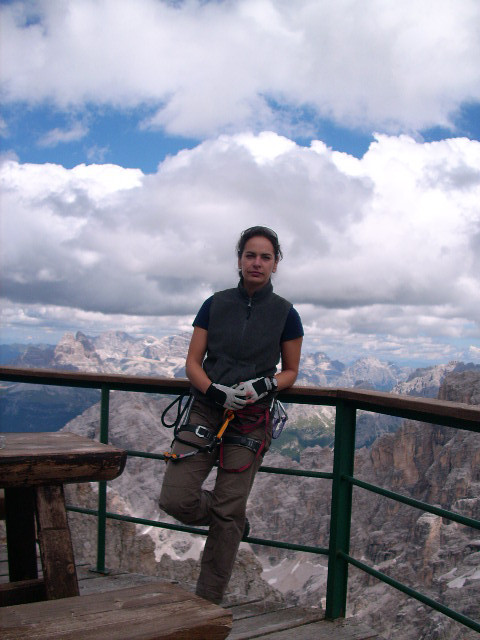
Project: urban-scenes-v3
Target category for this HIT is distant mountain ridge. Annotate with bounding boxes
[6,329,412,389]
[0,343,55,367]
[2,330,477,444]
[48,331,190,378]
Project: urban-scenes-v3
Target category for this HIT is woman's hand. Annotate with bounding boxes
[236,377,275,403]
[205,383,247,410]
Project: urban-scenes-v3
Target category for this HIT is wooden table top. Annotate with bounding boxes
[0,432,127,488]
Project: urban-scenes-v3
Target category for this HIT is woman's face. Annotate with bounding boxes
[238,235,278,294]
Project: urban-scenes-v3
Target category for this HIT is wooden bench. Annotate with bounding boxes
[0,582,233,639]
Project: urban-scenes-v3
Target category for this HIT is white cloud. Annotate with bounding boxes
[38,121,89,147]
[1,0,479,136]
[0,116,8,138]
[0,301,193,345]
[86,145,110,163]
[1,131,479,363]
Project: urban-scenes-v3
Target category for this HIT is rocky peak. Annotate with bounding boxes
[438,369,480,405]
[343,357,410,391]
[393,361,459,398]
[53,331,102,372]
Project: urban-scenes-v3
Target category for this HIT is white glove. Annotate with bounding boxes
[236,377,276,403]
[205,383,247,410]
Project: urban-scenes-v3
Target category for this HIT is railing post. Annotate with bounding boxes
[95,384,109,573]
[325,399,356,619]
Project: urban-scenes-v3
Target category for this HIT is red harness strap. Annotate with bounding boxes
[219,404,270,473]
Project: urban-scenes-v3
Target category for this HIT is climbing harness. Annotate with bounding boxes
[162,395,289,469]
[163,410,235,462]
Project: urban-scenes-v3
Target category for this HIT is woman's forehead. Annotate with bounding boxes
[242,236,275,254]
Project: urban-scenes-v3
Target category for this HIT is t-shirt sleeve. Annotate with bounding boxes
[192,296,213,329]
[281,307,304,342]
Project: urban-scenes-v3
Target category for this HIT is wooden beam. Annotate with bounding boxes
[35,485,79,599]
[0,579,46,607]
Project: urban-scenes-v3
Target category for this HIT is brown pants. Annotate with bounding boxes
[159,399,270,604]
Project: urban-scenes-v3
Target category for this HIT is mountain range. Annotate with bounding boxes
[1,330,478,450]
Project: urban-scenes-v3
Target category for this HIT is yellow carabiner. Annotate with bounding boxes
[216,409,235,440]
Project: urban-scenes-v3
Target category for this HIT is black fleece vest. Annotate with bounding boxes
[202,281,292,387]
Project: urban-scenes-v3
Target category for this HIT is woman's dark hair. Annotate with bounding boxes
[236,226,283,262]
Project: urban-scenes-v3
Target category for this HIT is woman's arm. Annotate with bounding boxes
[275,336,303,391]
[185,327,211,394]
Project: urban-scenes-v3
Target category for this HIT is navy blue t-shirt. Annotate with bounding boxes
[193,295,304,342]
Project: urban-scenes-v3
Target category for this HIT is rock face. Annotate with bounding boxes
[350,423,479,640]
[393,362,460,398]
[438,368,480,405]
[63,369,480,640]
[52,331,190,377]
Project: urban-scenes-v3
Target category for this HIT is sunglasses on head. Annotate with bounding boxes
[241,226,278,240]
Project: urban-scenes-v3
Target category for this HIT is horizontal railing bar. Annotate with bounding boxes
[345,475,480,530]
[127,449,169,460]
[245,536,329,555]
[67,504,212,535]
[126,449,333,480]
[258,464,333,480]
[66,505,329,556]
[335,388,480,429]
[339,551,480,634]
[0,366,189,395]
[2,366,479,431]
[344,400,480,431]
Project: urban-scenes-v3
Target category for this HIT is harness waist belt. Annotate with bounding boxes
[175,425,262,454]
[177,424,216,443]
[222,434,262,454]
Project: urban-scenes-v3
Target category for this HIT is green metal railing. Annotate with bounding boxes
[1,366,479,634]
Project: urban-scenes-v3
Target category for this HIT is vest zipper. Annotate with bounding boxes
[240,298,252,346]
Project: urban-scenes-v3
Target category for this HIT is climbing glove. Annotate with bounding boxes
[205,383,247,410]
[236,376,277,403]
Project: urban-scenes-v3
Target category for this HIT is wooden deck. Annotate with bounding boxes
[0,544,383,639]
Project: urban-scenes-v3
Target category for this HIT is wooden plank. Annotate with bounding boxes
[227,606,325,640]
[0,578,46,607]
[250,616,380,639]
[229,599,292,620]
[78,574,164,595]
[35,485,79,599]
[4,487,38,581]
[0,583,232,640]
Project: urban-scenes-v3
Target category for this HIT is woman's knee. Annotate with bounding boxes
[159,483,204,523]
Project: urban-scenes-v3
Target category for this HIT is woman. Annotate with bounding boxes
[159,225,303,604]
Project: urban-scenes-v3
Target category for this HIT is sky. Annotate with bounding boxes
[1,0,480,367]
